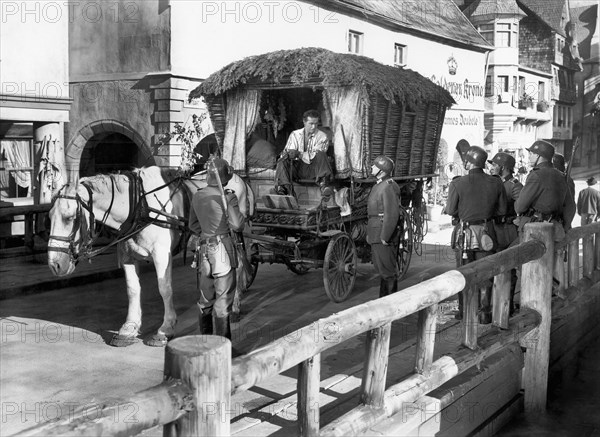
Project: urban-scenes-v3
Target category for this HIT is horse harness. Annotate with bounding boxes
[49,172,189,264]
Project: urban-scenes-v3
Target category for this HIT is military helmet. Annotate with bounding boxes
[373,156,394,175]
[552,153,566,172]
[488,152,516,170]
[206,157,234,186]
[464,146,488,168]
[527,140,555,161]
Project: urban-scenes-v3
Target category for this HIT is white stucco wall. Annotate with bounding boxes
[0,0,69,119]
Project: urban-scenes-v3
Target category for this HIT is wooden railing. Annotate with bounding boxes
[16,222,600,436]
[0,204,51,249]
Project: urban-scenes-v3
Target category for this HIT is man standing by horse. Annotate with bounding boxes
[189,158,245,339]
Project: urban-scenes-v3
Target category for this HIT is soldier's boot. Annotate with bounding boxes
[379,279,389,298]
[478,287,492,325]
[387,278,398,295]
[198,308,214,335]
[214,315,231,340]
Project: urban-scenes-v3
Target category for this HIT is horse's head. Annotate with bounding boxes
[47,184,93,276]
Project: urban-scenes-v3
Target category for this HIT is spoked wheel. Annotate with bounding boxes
[397,208,413,280]
[323,233,357,303]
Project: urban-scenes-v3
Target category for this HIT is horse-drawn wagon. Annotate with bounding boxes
[191,47,454,303]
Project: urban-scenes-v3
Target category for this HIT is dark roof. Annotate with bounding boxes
[518,0,568,36]
[463,0,525,19]
[190,47,455,108]
[571,4,598,59]
[310,0,491,49]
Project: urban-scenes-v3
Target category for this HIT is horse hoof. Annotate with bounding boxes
[144,333,172,347]
[110,334,139,347]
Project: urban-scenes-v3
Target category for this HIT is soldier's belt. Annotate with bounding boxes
[462,219,487,226]
[199,234,230,245]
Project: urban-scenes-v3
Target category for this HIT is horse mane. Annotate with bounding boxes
[80,173,131,195]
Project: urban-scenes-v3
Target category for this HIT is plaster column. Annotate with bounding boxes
[34,122,65,205]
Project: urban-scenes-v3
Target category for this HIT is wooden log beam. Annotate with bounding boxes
[492,271,511,329]
[13,380,194,437]
[568,240,579,287]
[320,309,540,437]
[555,222,600,250]
[462,286,479,349]
[361,323,392,407]
[0,204,52,219]
[520,223,554,413]
[456,239,545,287]
[414,306,437,375]
[298,354,321,437]
[583,234,594,278]
[231,271,466,393]
[164,336,231,437]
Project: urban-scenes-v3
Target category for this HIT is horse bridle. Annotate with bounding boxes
[48,179,114,264]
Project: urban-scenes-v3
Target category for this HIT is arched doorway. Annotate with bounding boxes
[80,132,139,177]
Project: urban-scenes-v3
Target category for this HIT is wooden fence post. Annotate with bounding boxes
[568,240,579,287]
[583,234,594,279]
[164,336,231,437]
[415,306,437,375]
[462,286,479,350]
[520,223,554,412]
[298,353,321,437]
[492,271,512,329]
[360,323,392,408]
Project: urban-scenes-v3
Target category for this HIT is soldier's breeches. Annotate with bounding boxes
[371,243,398,281]
[197,242,236,318]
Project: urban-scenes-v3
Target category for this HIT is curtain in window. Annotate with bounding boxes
[1,140,31,194]
[323,87,367,178]
[223,89,262,171]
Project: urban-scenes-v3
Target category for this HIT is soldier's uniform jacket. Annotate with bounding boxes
[367,177,401,244]
[189,185,245,261]
[502,175,523,218]
[577,187,600,216]
[445,168,507,223]
[515,161,575,225]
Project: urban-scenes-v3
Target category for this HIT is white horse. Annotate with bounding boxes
[47,166,254,347]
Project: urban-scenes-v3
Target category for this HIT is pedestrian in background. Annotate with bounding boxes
[577,177,600,226]
[445,146,507,323]
[367,156,401,298]
[189,158,245,339]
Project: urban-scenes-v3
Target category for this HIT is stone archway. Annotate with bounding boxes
[66,120,154,179]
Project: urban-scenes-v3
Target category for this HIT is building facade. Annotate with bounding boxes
[65,0,489,178]
[0,1,71,239]
[461,0,581,176]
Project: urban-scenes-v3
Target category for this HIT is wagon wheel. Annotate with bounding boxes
[323,233,357,303]
[397,208,413,280]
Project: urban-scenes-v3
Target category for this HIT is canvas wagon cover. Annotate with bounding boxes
[190,48,454,178]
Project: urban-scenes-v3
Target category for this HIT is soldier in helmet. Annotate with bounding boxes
[552,153,576,224]
[488,152,523,315]
[515,140,576,233]
[445,146,507,323]
[189,157,246,339]
[367,156,401,297]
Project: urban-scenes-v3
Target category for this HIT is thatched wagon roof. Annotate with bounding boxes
[190,47,455,108]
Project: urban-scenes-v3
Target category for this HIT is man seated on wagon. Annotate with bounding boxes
[273,109,334,200]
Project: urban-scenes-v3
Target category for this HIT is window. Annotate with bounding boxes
[538,81,545,101]
[348,30,363,54]
[519,76,526,95]
[496,23,512,47]
[394,43,406,66]
[498,75,509,92]
[0,139,34,201]
[479,23,494,44]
